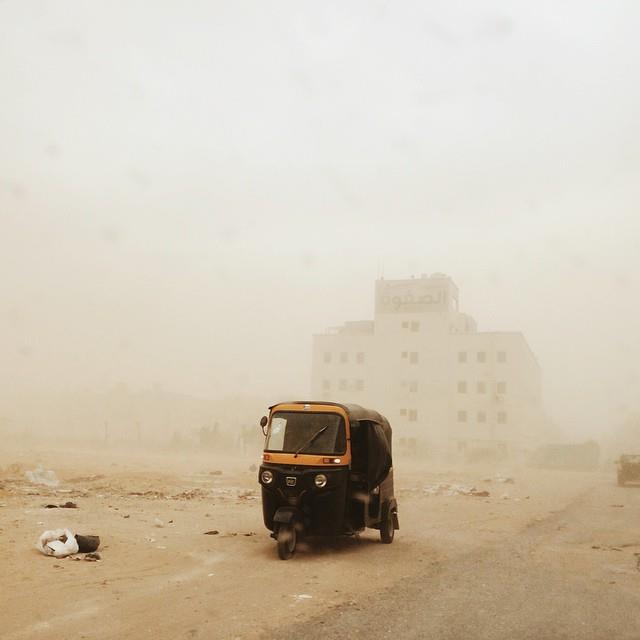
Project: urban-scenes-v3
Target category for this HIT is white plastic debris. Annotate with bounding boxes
[154,518,164,528]
[423,483,489,497]
[293,594,313,602]
[25,466,59,488]
[36,529,79,557]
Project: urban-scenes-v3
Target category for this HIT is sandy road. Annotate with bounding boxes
[271,482,640,640]
[2,446,638,640]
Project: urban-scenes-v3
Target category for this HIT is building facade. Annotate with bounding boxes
[311,274,551,460]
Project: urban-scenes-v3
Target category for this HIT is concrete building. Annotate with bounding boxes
[311,274,551,461]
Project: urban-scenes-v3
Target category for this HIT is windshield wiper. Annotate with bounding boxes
[293,426,329,457]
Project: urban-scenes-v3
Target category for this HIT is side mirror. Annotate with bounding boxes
[260,416,268,436]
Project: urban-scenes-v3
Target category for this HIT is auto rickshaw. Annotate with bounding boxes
[258,401,399,559]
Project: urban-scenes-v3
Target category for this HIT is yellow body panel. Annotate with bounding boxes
[264,403,352,467]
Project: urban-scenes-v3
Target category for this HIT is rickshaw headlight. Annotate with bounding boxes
[314,473,328,488]
[261,470,274,484]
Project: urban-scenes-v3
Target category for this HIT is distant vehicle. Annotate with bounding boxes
[258,401,398,559]
[616,454,640,486]
[528,440,600,471]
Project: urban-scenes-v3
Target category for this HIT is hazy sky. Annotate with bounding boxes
[2,1,639,436]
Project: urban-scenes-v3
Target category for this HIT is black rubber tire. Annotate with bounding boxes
[277,524,297,560]
[380,504,395,544]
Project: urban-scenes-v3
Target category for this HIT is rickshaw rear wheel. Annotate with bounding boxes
[277,524,297,560]
[380,503,395,544]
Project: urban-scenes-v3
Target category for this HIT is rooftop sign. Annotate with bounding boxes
[375,279,452,314]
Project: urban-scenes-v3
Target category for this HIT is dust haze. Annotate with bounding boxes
[1,2,640,639]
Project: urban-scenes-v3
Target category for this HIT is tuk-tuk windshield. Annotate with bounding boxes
[265,411,346,455]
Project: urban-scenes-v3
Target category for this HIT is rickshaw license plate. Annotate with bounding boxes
[286,477,297,487]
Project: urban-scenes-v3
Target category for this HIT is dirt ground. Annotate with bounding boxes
[1,443,638,639]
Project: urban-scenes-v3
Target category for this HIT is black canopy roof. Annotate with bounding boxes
[270,401,390,436]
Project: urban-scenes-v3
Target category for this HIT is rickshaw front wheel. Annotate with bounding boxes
[380,504,395,544]
[277,524,297,560]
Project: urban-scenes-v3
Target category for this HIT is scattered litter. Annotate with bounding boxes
[207,573,215,577]
[154,518,164,528]
[44,501,78,509]
[423,483,490,497]
[25,466,59,488]
[37,529,79,557]
[67,474,105,483]
[293,594,313,602]
[156,545,167,550]
[85,552,101,562]
[128,490,165,499]
[145,537,156,543]
[484,476,515,484]
[204,530,219,535]
[171,489,207,500]
[123,514,130,518]
[243,532,256,537]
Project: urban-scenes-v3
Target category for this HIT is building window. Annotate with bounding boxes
[322,379,330,390]
[497,381,507,394]
[477,411,486,423]
[457,410,467,423]
[458,351,467,363]
[408,409,418,422]
[477,351,486,363]
[400,408,407,416]
[409,352,419,364]
[323,352,331,364]
[356,351,365,364]
[339,379,347,391]
[410,321,420,332]
[497,411,507,424]
[497,351,507,363]
[477,381,486,394]
[355,379,364,391]
[457,381,467,394]
[409,380,418,392]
